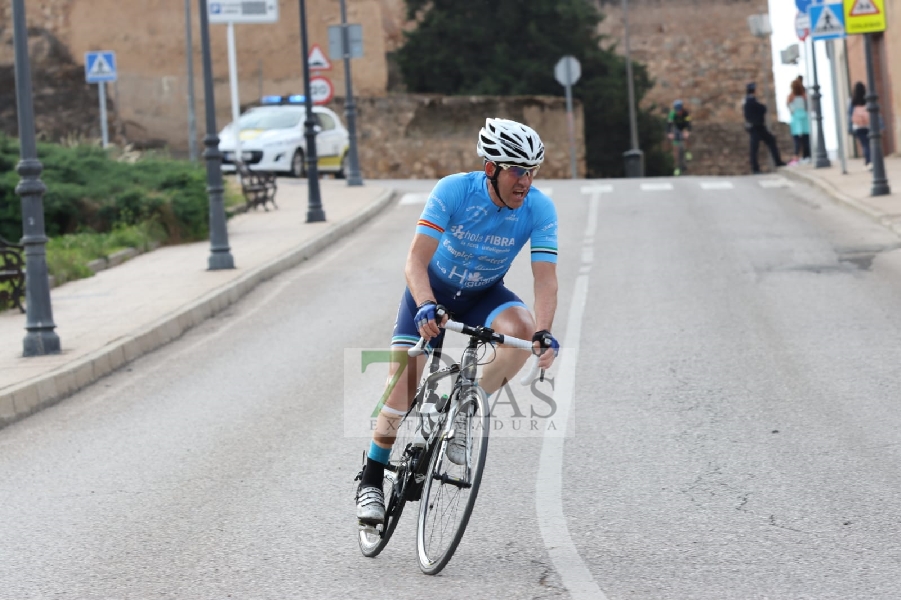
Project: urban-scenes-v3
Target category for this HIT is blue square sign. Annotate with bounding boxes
[85,51,117,83]
[809,3,845,40]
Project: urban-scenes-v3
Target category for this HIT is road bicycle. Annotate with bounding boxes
[357,313,539,575]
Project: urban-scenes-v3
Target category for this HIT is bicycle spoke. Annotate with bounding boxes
[416,392,489,574]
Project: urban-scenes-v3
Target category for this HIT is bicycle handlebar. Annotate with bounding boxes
[408,319,544,385]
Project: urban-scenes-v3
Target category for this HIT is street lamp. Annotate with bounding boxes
[863,33,890,196]
[298,0,326,222]
[197,0,235,270]
[339,0,363,186]
[809,40,831,168]
[621,0,643,178]
[11,0,60,356]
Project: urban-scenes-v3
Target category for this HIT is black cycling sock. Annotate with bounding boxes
[361,457,385,488]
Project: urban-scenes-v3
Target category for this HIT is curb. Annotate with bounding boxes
[779,168,901,238]
[0,188,397,429]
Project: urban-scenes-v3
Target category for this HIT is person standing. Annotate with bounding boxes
[848,81,871,168]
[743,82,786,174]
[786,78,811,165]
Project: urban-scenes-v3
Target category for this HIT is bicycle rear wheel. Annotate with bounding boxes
[416,388,490,574]
[358,406,419,557]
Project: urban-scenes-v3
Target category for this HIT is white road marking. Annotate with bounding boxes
[536,189,609,600]
[580,184,614,194]
[581,246,594,264]
[700,181,735,190]
[398,193,429,205]
[759,177,793,188]
[641,182,674,191]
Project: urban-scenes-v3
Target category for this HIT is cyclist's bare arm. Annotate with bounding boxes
[532,261,558,370]
[405,234,442,338]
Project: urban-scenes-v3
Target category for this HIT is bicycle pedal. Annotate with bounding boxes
[358,523,379,535]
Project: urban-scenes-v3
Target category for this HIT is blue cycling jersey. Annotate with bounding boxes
[415,171,558,299]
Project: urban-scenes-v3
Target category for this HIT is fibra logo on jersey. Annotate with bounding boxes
[449,226,515,246]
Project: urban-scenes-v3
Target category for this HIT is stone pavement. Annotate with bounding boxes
[1,178,395,428]
[779,154,901,238]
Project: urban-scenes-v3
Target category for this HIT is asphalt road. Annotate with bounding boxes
[2,175,900,599]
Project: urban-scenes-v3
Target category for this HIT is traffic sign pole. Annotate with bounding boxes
[226,22,243,173]
[98,81,109,148]
[554,55,581,179]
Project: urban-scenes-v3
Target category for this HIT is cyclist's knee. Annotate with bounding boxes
[489,305,534,341]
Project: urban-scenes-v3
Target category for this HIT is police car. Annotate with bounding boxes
[218,95,351,177]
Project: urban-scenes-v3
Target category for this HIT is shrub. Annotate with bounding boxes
[0,134,213,243]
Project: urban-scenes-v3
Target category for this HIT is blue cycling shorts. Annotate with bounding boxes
[391,283,526,351]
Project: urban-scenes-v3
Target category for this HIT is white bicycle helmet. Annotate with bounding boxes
[477,118,545,166]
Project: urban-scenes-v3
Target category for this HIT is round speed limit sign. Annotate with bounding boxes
[310,76,334,105]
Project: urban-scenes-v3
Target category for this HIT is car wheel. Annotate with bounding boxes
[336,153,348,179]
[291,150,305,178]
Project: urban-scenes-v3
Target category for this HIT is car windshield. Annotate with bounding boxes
[237,107,304,130]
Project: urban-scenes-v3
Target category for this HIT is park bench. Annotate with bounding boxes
[235,161,278,212]
[0,235,25,313]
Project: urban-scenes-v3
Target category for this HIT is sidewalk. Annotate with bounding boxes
[779,154,901,237]
[1,178,395,428]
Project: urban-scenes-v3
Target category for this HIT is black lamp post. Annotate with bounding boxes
[863,33,890,196]
[339,0,363,186]
[197,0,235,270]
[299,0,326,222]
[12,0,60,356]
[810,41,831,168]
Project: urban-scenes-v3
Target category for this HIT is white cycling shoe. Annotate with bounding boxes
[356,485,385,524]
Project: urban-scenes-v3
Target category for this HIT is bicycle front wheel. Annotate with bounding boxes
[416,388,490,574]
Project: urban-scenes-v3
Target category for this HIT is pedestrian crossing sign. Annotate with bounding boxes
[84,51,118,83]
[809,2,846,40]
[843,0,885,34]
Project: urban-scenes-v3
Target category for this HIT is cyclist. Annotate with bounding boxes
[666,99,692,175]
[355,118,561,525]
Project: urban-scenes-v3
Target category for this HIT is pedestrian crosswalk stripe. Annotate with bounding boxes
[701,181,735,190]
[641,183,674,191]
[580,184,614,194]
[758,178,793,188]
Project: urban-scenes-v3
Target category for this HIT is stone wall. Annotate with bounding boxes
[0,27,109,143]
[0,27,584,179]
[332,95,585,180]
[597,0,793,174]
[2,0,796,177]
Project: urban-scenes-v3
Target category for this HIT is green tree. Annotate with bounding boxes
[395,0,670,177]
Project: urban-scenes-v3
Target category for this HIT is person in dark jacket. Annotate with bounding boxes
[743,82,786,174]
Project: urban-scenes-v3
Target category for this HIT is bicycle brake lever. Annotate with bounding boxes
[409,337,427,357]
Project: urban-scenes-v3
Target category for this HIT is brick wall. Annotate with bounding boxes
[596,0,793,174]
